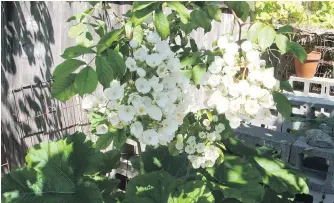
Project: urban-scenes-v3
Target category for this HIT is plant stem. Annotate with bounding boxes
[136,140,145,175]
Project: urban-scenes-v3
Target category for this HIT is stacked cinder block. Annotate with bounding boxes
[289,136,334,194]
[235,123,298,162]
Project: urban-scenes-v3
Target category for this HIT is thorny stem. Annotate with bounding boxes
[136,140,145,175]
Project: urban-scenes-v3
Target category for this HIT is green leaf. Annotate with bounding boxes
[96,133,114,150]
[107,50,126,78]
[275,34,290,54]
[76,32,94,47]
[97,29,123,54]
[226,1,250,22]
[258,25,276,51]
[224,138,260,157]
[69,22,85,38]
[131,5,155,26]
[154,9,170,40]
[171,180,215,202]
[189,38,198,52]
[190,10,212,32]
[192,63,207,85]
[181,52,201,67]
[95,56,114,88]
[53,59,86,78]
[206,4,222,22]
[289,42,307,63]
[280,81,294,93]
[61,45,95,59]
[167,2,190,24]
[74,66,98,96]
[132,1,156,11]
[101,150,121,173]
[2,132,111,203]
[261,189,294,203]
[247,22,264,42]
[277,25,294,33]
[125,171,177,203]
[273,92,292,117]
[252,156,309,195]
[51,73,76,101]
[111,129,127,150]
[132,25,143,45]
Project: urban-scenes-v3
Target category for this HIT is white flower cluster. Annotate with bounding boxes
[199,36,279,129]
[82,31,194,147]
[175,118,225,169]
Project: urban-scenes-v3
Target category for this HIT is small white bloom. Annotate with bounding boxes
[208,74,222,88]
[256,109,272,120]
[229,99,242,113]
[133,48,148,62]
[226,43,239,54]
[147,32,160,44]
[136,68,146,77]
[175,141,184,150]
[196,143,206,153]
[241,41,253,52]
[118,105,136,122]
[146,53,163,67]
[215,123,225,133]
[96,124,108,134]
[153,91,168,107]
[207,132,217,141]
[187,136,196,145]
[134,102,147,115]
[248,85,265,98]
[225,112,241,129]
[148,105,162,121]
[185,144,196,154]
[203,119,211,127]
[217,36,229,49]
[156,63,169,78]
[142,129,159,146]
[125,57,137,72]
[199,132,207,139]
[151,83,164,92]
[212,115,219,122]
[222,66,239,76]
[104,80,125,100]
[262,76,277,90]
[223,52,236,66]
[82,95,96,110]
[156,40,171,55]
[135,78,151,94]
[166,57,181,72]
[130,121,143,138]
[129,40,138,48]
[108,112,120,126]
[208,57,224,73]
[244,99,260,115]
[246,50,260,64]
[161,118,179,135]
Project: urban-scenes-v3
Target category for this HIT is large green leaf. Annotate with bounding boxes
[180,52,201,68]
[224,138,260,157]
[130,5,156,26]
[251,156,309,195]
[192,63,207,85]
[107,50,126,78]
[170,180,215,203]
[96,133,114,150]
[2,132,120,203]
[225,1,250,22]
[124,171,177,203]
[74,66,98,96]
[132,25,143,45]
[51,73,76,102]
[95,55,114,88]
[68,22,85,38]
[277,25,294,34]
[130,146,192,178]
[275,34,290,54]
[258,25,276,51]
[279,81,294,93]
[260,189,293,203]
[190,10,212,32]
[154,9,170,40]
[53,59,86,78]
[273,92,292,117]
[247,22,264,42]
[167,2,190,24]
[289,42,307,63]
[208,155,264,203]
[206,4,222,22]
[61,45,95,59]
[97,29,123,54]
[132,1,156,11]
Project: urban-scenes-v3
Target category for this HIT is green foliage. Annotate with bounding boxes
[258,25,276,51]
[273,92,292,117]
[279,81,294,93]
[206,4,222,22]
[226,1,250,22]
[51,74,77,102]
[167,2,190,24]
[190,10,212,32]
[95,55,114,88]
[97,29,123,54]
[74,66,98,96]
[1,132,121,203]
[52,59,86,78]
[254,1,334,29]
[61,45,95,59]
[289,42,307,63]
[154,9,170,40]
[192,63,206,85]
[275,34,290,54]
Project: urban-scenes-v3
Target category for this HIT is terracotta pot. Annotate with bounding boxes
[294,51,321,78]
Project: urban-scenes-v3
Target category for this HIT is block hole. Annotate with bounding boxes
[293,81,304,92]
[303,154,329,172]
[122,143,136,159]
[115,173,129,191]
[330,86,334,96]
[309,83,321,94]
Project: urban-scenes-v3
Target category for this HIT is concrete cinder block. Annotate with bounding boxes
[235,123,299,162]
[289,136,334,194]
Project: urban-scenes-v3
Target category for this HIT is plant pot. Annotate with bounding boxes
[294,51,321,78]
